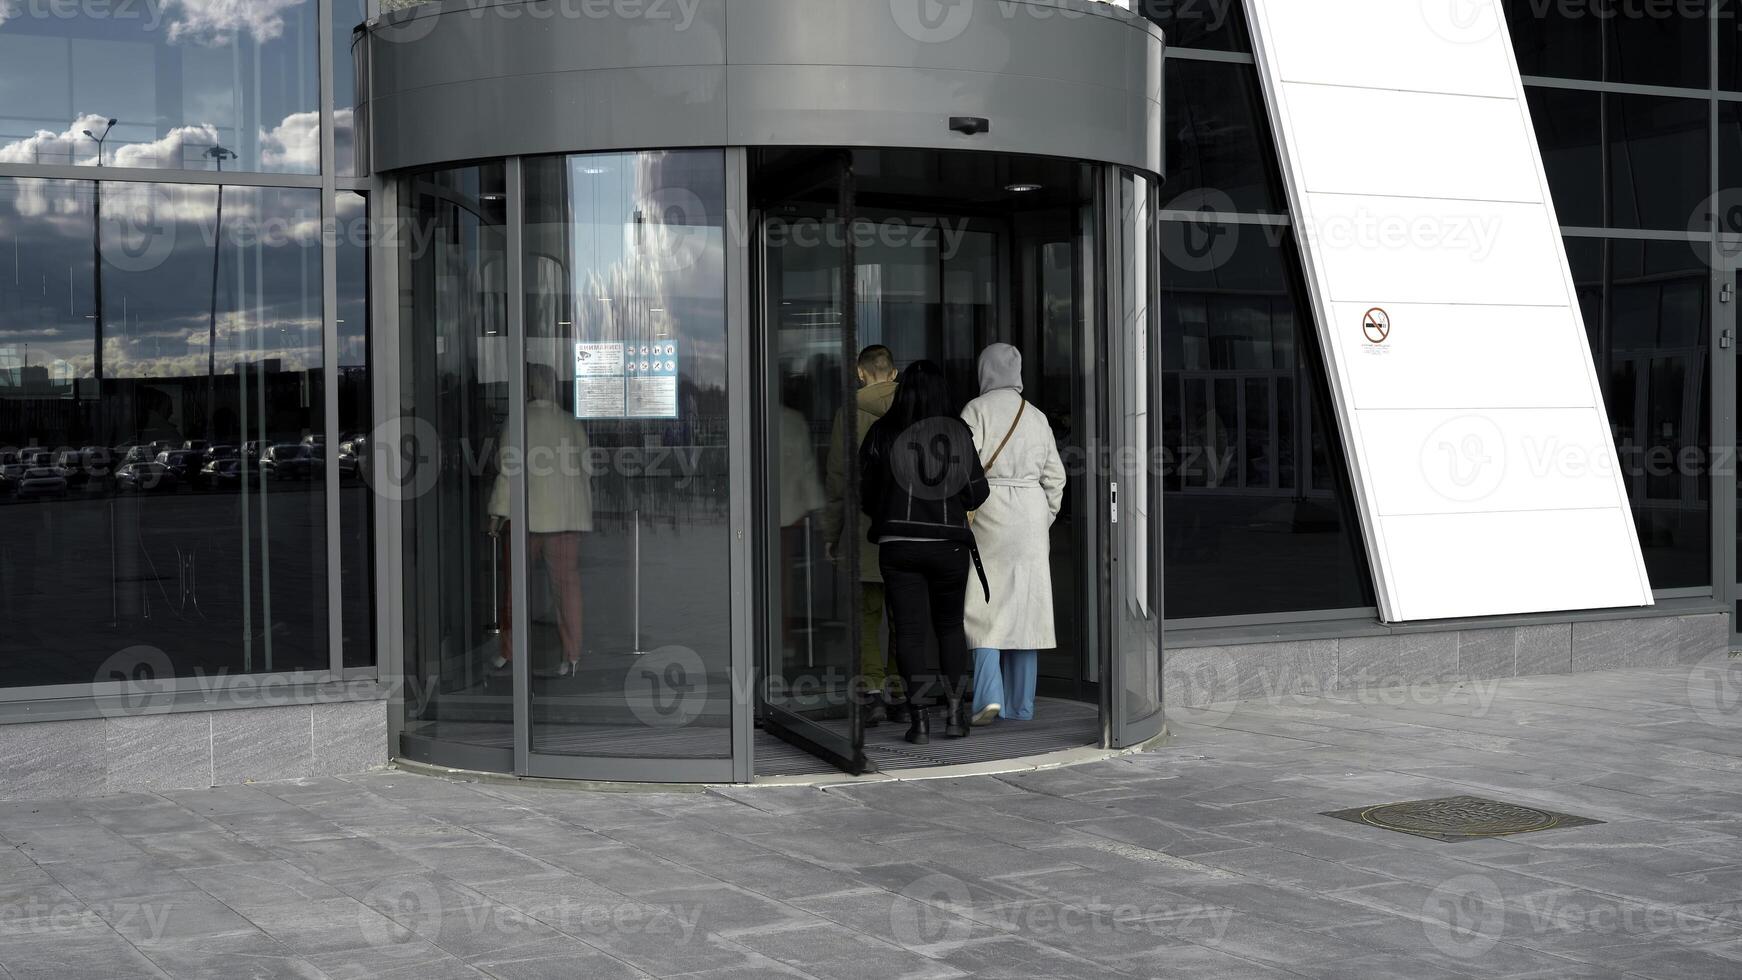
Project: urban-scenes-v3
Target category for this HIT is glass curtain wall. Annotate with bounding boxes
[0,178,326,685]
[1146,5,1376,622]
[0,0,380,699]
[1505,3,1720,593]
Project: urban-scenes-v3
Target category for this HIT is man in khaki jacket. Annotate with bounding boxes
[823,345,899,720]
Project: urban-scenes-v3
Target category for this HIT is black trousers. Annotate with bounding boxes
[879,541,971,706]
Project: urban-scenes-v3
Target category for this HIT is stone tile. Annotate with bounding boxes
[37,856,200,903]
[104,711,212,795]
[1675,614,1730,665]
[180,861,347,910]
[1457,628,1517,680]
[136,944,327,980]
[1572,617,1681,671]
[246,896,426,957]
[129,830,274,868]
[1164,640,1338,708]
[1515,624,1574,676]
[6,822,149,864]
[0,719,106,801]
[90,890,262,945]
[1337,632,1459,690]
[0,933,166,980]
[467,937,653,980]
[312,701,389,776]
[211,706,316,786]
[306,940,486,980]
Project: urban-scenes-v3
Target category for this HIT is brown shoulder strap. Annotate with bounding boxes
[982,399,1026,472]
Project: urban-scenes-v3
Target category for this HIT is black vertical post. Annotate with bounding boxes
[838,154,864,770]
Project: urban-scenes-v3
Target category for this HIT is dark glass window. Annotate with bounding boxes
[1163,58,1286,214]
[0,1,318,174]
[1140,0,1250,52]
[1715,102,1742,238]
[1505,0,1601,81]
[1605,7,1708,89]
[334,0,368,177]
[1722,15,1742,91]
[1528,87,1603,228]
[1608,94,1709,232]
[0,178,326,688]
[337,191,373,667]
[1159,220,1375,619]
[1582,238,1711,590]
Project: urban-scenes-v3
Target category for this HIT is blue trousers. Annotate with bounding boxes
[972,648,1038,720]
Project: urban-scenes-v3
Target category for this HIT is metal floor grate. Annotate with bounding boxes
[1322,795,1603,842]
[754,697,1100,777]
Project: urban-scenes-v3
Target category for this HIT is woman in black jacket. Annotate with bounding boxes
[860,360,990,743]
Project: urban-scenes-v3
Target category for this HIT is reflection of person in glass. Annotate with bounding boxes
[963,344,1066,724]
[824,345,900,722]
[779,379,826,659]
[488,364,593,677]
[860,361,990,743]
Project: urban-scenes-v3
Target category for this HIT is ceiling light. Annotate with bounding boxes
[1006,183,1042,193]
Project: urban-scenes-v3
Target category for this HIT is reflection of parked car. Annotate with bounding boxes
[116,462,178,493]
[338,434,366,481]
[155,450,197,479]
[263,444,317,481]
[189,446,239,488]
[243,440,270,464]
[14,467,68,500]
[198,458,243,491]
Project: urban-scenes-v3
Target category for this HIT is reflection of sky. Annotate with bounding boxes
[0,178,323,382]
[0,0,319,173]
[535,152,727,392]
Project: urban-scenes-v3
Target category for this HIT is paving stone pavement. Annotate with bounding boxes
[1,661,1740,979]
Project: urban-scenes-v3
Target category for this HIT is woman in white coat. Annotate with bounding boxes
[962,344,1066,722]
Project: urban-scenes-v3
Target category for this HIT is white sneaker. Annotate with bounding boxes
[972,703,1001,726]
[491,654,509,670]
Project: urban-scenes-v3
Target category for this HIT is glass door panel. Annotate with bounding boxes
[753,150,868,773]
[1106,171,1164,748]
[398,164,514,768]
[517,150,736,772]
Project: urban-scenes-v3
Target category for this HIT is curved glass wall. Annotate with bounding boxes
[398,147,1166,780]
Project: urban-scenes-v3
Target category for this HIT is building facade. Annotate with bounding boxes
[0,0,1729,794]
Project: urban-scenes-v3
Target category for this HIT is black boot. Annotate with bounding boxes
[904,696,931,744]
[945,694,971,738]
[881,689,906,725]
[858,691,883,728]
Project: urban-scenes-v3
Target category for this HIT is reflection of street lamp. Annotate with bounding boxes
[84,120,116,387]
[82,118,117,167]
[205,145,236,439]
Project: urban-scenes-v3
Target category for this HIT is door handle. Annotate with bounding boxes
[1110,482,1119,525]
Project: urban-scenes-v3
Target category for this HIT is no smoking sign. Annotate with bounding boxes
[1362,307,1391,345]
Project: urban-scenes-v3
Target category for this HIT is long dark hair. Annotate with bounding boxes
[885,360,952,432]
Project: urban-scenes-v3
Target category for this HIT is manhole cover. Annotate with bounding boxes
[1322,795,1601,843]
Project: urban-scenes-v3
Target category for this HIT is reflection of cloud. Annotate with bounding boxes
[0,114,222,171]
[260,112,320,172]
[166,0,310,45]
[0,109,330,178]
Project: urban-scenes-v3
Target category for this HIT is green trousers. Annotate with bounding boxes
[860,582,900,695]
